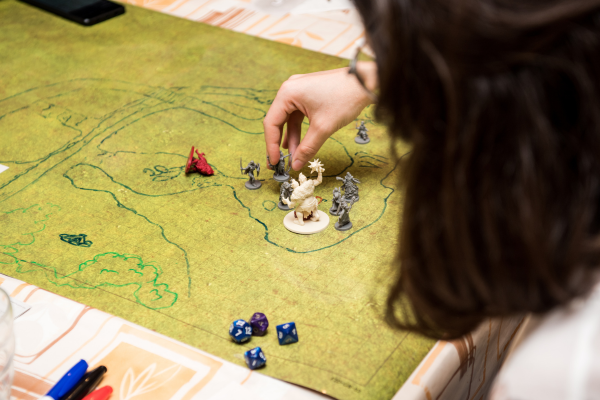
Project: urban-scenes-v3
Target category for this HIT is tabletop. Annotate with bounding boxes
[0,1,523,399]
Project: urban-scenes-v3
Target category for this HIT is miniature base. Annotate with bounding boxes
[245,181,262,190]
[355,136,370,144]
[334,221,353,231]
[272,173,290,182]
[278,201,290,211]
[283,210,330,235]
[329,207,341,216]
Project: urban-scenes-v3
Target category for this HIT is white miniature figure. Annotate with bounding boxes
[282,159,324,226]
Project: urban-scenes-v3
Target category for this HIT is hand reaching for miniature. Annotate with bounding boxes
[264,62,377,171]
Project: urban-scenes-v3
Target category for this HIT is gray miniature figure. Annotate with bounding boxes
[240,159,261,190]
[334,199,353,231]
[355,121,370,144]
[268,150,292,182]
[329,187,343,216]
[278,180,294,210]
[336,172,360,203]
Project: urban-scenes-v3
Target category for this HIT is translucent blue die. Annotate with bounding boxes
[276,322,298,345]
[244,347,267,370]
[229,319,252,343]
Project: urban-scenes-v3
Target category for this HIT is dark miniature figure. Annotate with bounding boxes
[267,150,292,182]
[278,180,293,210]
[334,199,353,231]
[355,121,370,144]
[329,187,343,216]
[241,159,261,190]
[337,172,360,203]
[185,146,214,176]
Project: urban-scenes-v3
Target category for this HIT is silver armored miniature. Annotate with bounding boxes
[329,187,343,216]
[240,159,261,190]
[355,121,370,144]
[337,172,360,203]
[278,179,294,210]
[268,150,292,182]
[334,199,353,231]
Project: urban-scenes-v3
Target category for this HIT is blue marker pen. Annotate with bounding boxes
[41,359,88,400]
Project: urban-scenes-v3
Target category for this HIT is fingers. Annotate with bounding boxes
[285,110,304,157]
[263,97,291,165]
[292,122,331,170]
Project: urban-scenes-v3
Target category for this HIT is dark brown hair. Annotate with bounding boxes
[353,0,600,339]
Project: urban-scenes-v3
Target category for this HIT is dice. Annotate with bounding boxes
[276,322,298,345]
[250,312,269,336]
[229,319,252,343]
[244,347,267,370]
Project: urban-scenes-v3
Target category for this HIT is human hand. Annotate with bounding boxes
[264,62,377,171]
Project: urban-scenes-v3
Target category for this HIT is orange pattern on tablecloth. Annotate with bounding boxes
[98,342,195,400]
[122,0,366,59]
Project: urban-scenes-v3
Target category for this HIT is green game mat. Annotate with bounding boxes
[0,2,434,399]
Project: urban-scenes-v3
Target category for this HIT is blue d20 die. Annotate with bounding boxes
[250,312,269,336]
[276,322,298,345]
[229,319,252,343]
[244,347,267,370]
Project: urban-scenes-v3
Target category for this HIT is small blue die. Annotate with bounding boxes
[229,319,252,343]
[276,322,298,345]
[244,347,267,370]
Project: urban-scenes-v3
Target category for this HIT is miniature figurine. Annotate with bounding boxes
[268,150,292,182]
[337,172,360,203]
[355,121,370,144]
[282,159,324,226]
[278,180,293,211]
[335,199,353,231]
[329,187,343,216]
[240,159,261,190]
[185,146,214,176]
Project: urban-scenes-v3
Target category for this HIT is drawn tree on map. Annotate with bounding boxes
[54,253,178,310]
[0,204,58,264]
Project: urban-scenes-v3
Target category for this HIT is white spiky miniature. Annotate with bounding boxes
[282,159,324,226]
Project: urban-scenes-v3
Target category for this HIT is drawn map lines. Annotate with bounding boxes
[0,77,421,399]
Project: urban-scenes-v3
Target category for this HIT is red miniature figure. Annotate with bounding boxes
[185,146,214,176]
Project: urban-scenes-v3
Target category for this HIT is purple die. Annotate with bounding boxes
[229,319,252,343]
[250,312,269,336]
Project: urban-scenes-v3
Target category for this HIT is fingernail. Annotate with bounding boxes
[292,160,302,170]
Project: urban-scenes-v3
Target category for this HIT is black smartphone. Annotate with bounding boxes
[20,0,125,26]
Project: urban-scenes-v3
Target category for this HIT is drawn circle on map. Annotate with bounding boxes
[283,210,330,235]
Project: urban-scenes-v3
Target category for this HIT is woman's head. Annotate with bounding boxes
[353,0,600,339]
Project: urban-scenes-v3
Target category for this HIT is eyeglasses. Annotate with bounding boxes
[348,45,378,102]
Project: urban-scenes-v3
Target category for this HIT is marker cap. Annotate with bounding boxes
[45,359,88,400]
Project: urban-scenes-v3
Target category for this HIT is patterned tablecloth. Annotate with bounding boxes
[123,0,367,59]
[6,271,522,399]
[6,1,524,398]
[5,265,523,400]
